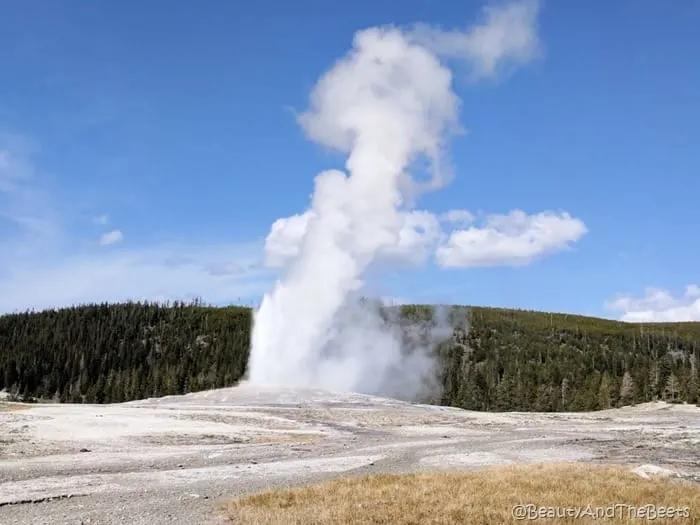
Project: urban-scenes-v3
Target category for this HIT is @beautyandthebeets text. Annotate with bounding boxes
[512,503,691,521]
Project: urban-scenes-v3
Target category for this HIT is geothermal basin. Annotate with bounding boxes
[1,382,699,524]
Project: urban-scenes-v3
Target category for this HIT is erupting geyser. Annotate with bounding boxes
[247,1,541,399]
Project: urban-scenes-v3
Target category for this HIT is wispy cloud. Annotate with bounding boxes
[605,285,700,322]
[99,229,124,246]
[0,241,272,314]
[0,132,60,262]
[0,131,272,314]
[0,137,34,192]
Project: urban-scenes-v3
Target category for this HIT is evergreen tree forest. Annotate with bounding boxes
[0,301,250,404]
[1,301,699,411]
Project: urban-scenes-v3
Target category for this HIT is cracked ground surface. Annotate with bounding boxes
[1,383,699,524]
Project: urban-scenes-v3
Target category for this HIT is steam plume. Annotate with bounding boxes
[247,1,541,398]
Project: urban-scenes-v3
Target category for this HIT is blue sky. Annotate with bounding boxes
[0,0,698,321]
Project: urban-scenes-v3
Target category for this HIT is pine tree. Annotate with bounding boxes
[597,372,613,409]
[560,377,570,411]
[535,384,554,411]
[648,364,660,400]
[686,372,699,404]
[494,372,515,411]
[664,374,681,403]
[619,371,635,406]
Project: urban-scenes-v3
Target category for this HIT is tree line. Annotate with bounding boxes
[1,301,698,411]
[424,306,700,411]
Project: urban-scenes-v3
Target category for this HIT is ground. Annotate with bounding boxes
[1,383,699,524]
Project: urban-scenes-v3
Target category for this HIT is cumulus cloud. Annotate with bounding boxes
[265,207,587,271]
[435,210,588,268]
[409,0,541,79]
[99,229,124,246]
[0,242,271,314]
[265,209,444,269]
[605,285,700,322]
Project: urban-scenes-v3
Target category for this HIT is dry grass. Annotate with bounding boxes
[0,402,32,412]
[221,462,700,524]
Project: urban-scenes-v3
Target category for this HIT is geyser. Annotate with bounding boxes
[247,1,541,399]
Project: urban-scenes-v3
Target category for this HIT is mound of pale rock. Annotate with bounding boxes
[632,464,682,479]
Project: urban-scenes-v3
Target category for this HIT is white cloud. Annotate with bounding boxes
[687,285,700,298]
[409,0,541,79]
[0,242,271,314]
[265,207,587,271]
[264,209,443,269]
[439,209,475,226]
[435,210,588,268]
[605,285,700,322]
[99,229,124,246]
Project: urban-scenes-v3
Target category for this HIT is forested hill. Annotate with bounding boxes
[1,301,699,411]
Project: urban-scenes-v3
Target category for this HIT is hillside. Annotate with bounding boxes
[0,301,698,411]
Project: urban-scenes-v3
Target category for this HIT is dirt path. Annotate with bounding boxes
[2,384,699,525]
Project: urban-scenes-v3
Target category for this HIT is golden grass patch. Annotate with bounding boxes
[220,462,700,524]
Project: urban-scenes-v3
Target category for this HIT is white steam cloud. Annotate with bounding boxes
[248,1,542,398]
[409,0,541,79]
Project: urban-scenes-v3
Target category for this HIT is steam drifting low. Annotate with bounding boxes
[248,1,543,398]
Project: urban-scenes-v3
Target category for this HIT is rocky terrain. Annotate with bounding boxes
[1,383,699,524]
